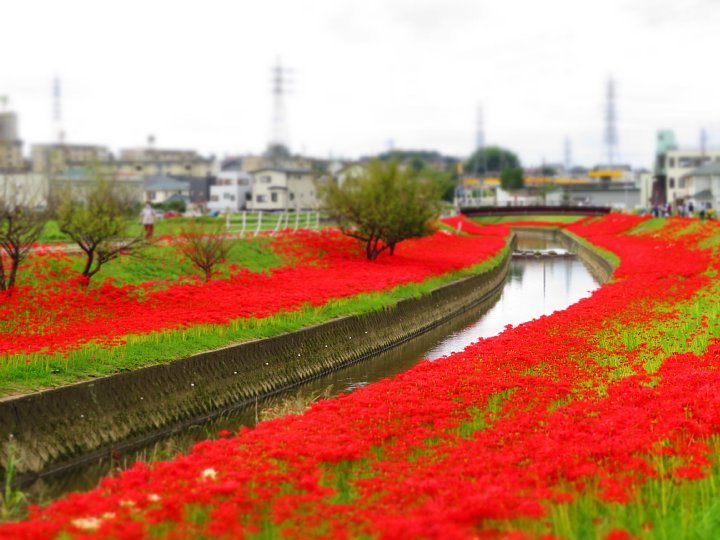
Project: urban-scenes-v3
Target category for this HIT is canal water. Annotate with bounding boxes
[24,234,601,503]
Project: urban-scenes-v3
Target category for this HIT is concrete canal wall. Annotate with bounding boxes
[0,238,517,479]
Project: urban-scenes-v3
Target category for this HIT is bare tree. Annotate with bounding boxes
[177,221,233,282]
[56,177,144,284]
[0,202,48,291]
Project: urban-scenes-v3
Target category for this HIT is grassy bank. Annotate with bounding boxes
[1,238,511,397]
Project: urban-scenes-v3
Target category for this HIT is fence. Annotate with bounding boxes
[225,211,321,236]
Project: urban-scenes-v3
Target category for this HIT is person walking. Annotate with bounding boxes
[140,203,156,240]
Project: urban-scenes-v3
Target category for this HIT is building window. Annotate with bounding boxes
[668,158,675,167]
[245,192,252,201]
[261,175,272,183]
[271,192,278,202]
[289,192,295,201]
[679,178,686,188]
[210,195,219,202]
[668,178,675,188]
[148,191,156,200]
[136,165,143,172]
[256,194,267,202]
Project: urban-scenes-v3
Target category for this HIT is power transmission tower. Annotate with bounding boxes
[53,77,64,143]
[475,103,485,151]
[604,77,619,166]
[564,137,572,172]
[270,59,292,153]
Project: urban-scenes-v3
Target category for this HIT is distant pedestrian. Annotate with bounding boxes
[140,203,156,240]
[688,201,695,215]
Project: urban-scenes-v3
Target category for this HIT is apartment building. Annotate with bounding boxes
[117,147,214,178]
[31,143,111,174]
[0,112,25,172]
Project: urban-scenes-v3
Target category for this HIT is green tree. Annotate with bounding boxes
[57,178,144,284]
[500,166,525,191]
[321,160,441,260]
[0,202,48,291]
[465,146,521,175]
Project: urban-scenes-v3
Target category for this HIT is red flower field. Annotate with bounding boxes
[0,228,507,358]
[2,215,720,538]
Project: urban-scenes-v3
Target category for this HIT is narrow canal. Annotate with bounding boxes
[24,233,602,504]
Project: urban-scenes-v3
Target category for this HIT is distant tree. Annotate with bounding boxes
[263,143,291,160]
[321,159,441,260]
[500,166,525,191]
[177,221,234,282]
[156,198,187,213]
[465,146,521,175]
[57,178,145,284]
[0,202,48,291]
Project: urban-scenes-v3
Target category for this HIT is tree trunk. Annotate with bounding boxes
[81,249,96,278]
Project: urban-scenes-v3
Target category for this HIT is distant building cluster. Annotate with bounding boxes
[0,108,331,212]
[2,102,718,215]
[456,163,649,210]
[455,131,720,213]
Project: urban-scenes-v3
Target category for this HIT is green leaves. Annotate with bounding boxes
[321,159,442,260]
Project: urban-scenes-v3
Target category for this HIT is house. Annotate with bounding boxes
[335,162,367,187]
[683,162,720,211]
[144,175,191,205]
[208,171,252,213]
[248,167,317,211]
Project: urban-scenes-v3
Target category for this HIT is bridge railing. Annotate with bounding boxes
[225,211,321,236]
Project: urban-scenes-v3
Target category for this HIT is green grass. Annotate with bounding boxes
[470,215,586,224]
[39,217,228,243]
[493,438,720,539]
[17,236,282,288]
[0,246,510,396]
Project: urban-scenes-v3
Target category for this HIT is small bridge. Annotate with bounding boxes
[459,205,612,217]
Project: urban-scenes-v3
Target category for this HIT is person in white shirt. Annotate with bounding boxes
[140,203,156,239]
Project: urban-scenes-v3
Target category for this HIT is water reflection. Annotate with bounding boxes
[425,257,597,359]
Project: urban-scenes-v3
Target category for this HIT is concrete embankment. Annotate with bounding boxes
[0,237,518,480]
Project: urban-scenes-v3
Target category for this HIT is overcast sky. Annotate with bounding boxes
[2,0,719,168]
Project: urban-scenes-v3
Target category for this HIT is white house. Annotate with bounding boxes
[248,167,317,211]
[335,162,366,187]
[208,171,252,213]
[683,162,720,212]
[664,149,720,204]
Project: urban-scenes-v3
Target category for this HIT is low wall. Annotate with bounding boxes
[511,226,615,283]
[0,239,516,479]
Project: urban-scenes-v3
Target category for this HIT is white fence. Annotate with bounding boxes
[225,211,321,236]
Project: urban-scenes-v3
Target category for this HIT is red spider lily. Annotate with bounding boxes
[3,216,720,539]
